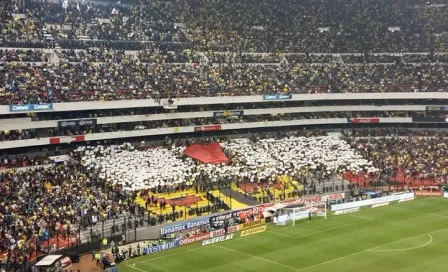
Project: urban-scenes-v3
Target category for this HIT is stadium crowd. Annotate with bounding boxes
[1,60,447,104]
[1,0,447,52]
[0,0,447,105]
[346,136,448,184]
[1,127,448,269]
[0,0,448,269]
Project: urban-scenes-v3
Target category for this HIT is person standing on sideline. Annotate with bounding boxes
[308,210,312,222]
[95,252,101,267]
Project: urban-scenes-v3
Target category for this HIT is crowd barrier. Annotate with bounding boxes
[11,192,345,271]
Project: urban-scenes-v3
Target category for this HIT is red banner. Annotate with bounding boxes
[50,135,85,144]
[194,125,222,132]
[415,190,442,197]
[352,118,380,124]
[210,225,238,237]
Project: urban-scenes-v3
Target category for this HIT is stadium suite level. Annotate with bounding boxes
[2,94,448,150]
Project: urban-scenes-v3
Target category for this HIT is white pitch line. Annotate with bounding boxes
[269,213,374,236]
[212,244,300,271]
[368,233,433,252]
[266,230,295,237]
[297,226,448,271]
[131,247,202,265]
[125,259,146,272]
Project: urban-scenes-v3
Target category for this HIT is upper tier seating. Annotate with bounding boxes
[1,61,447,104]
[1,0,447,52]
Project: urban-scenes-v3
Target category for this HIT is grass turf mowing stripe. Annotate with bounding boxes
[212,244,300,271]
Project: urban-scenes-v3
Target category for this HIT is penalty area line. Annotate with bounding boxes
[368,233,433,252]
[297,226,448,271]
[125,259,146,272]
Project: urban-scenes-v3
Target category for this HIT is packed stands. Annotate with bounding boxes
[0,0,448,270]
[0,0,447,105]
[1,127,448,269]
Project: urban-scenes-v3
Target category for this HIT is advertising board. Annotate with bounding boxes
[201,234,234,246]
[350,118,380,124]
[58,119,97,128]
[160,218,210,235]
[334,207,360,215]
[144,240,179,254]
[240,225,267,237]
[238,220,265,231]
[9,103,53,112]
[194,125,222,132]
[262,94,292,100]
[331,193,415,211]
[213,110,244,117]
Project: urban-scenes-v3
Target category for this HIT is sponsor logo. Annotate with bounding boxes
[240,225,267,237]
[209,207,262,223]
[210,213,232,223]
[326,193,345,201]
[371,202,390,208]
[210,225,239,237]
[263,94,292,100]
[240,220,265,230]
[415,191,442,197]
[58,119,97,128]
[9,103,53,112]
[213,110,244,117]
[194,125,222,132]
[351,118,380,124]
[179,233,211,246]
[201,234,234,246]
[144,240,179,254]
[160,218,210,235]
[179,226,239,246]
[283,193,344,207]
[334,207,360,215]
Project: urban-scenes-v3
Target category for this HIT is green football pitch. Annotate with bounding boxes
[120,197,448,272]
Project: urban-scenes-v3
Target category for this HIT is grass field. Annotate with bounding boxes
[120,197,448,272]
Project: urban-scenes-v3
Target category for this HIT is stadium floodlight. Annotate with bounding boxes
[274,202,327,226]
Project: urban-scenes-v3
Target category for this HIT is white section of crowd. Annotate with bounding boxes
[78,136,374,191]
